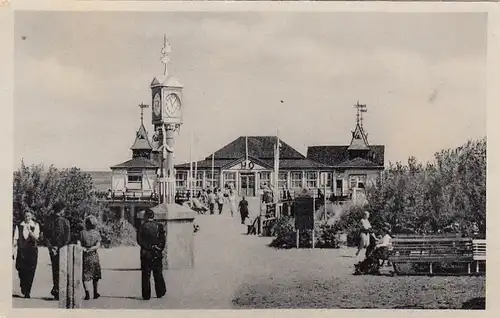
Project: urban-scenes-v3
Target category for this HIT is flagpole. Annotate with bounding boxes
[245,135,249,165]
[194,135,198,196]
[274,129,280,203]
[189,133,193,199]
[211,152,215,190]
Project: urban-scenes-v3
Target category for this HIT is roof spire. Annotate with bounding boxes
[138,102,149,126]
[354,101,367,128]
[160,34,172,76]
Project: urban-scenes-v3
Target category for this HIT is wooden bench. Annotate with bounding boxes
[388,234,474,275]
[472,239,486,273]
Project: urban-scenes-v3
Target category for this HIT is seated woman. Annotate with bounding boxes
[372,227,393,266]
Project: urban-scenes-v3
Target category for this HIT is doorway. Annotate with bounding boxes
[335,179,343,197]
[239,173,256,197]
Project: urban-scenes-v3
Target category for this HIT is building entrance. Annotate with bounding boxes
[239,173,256,197]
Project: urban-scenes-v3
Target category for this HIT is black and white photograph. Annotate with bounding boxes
[9,7,488,311]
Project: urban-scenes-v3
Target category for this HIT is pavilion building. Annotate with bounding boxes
[174,112,384,201]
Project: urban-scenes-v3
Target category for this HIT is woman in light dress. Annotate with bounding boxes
[355,211,374,261]
[228,188,238,218]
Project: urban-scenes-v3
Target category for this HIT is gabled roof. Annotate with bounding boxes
[348,123,370,150]
[131,123,153,150]
[307,145,385,167]
[111,157,159,169]
[208,136,305,160]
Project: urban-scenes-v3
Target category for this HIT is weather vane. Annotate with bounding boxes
[354,101,368,128]
[160,35,172,76]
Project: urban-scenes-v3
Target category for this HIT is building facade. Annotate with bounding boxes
[174,120,385,201]
[110,112,159,200]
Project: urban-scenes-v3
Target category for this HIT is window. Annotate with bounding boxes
[196,171,203,188]
[291,171,303,188]
[306,171,318,189]
[349,174,367,189]
[127,175,142,183]
[259,172,271,189]
[319,172,332,187]
[278,172,288,189]
[223,172,236,189]
[176,171,187,188]
[206,171,220,189]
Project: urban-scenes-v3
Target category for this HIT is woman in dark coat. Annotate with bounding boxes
[13,211,40,298]
[78,215,102,300]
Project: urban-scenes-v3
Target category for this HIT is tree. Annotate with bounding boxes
[365,137,486,237]
[13,162,103,244]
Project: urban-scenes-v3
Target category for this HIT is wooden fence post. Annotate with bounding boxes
[58,244,83,309]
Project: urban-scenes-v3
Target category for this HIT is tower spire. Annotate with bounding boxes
[353,101,367,128]
[138,102,149,126]
[160,34,172,76]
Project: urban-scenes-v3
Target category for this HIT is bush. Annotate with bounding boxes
[365,138,486,237]
[269,216,338,249]
[13,162,104,244]
[315,223,339,248]
[12,161,139,247]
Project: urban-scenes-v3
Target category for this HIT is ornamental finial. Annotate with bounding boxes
[160,35,172,76]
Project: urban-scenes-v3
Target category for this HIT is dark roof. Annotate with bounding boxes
[131,124,152,150]
[208,136,305,160]
[175,159,236,170]
[307,145,385,167]
[261,158,331,170]
[335,157,382,168]
[111,157,159,169]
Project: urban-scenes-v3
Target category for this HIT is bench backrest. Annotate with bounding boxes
[392,236,473,256]
[472,239,486,260]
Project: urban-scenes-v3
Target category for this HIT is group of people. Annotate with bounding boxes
[13,200,102,300]
[354,211,393,275]
[177,186,239,217]
[13,201,169,301]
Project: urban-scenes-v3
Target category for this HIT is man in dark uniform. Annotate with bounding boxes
[44,200,71,300]
[137,208,166,300]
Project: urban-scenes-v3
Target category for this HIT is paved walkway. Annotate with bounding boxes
[13,198,276,309]
[12,198,485,309]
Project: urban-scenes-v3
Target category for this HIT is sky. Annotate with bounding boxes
[14,11,487,171]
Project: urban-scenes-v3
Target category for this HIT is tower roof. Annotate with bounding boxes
[131,123,153,150]
[348,123,370,150]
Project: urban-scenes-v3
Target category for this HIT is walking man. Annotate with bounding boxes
[207,189,216,215]
[238,196,249,224]
[44,200,71,300]
[137,208,166,300]
[13,211,40,298]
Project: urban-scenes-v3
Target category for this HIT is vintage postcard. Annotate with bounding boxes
[1,0,498,316]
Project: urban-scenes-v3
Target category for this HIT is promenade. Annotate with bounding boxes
[12,200,485,309]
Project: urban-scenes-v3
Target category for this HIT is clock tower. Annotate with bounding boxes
[150,35,184,204]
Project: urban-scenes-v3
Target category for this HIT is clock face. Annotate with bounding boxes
[153,93,161,116]
[164,93,181,117]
